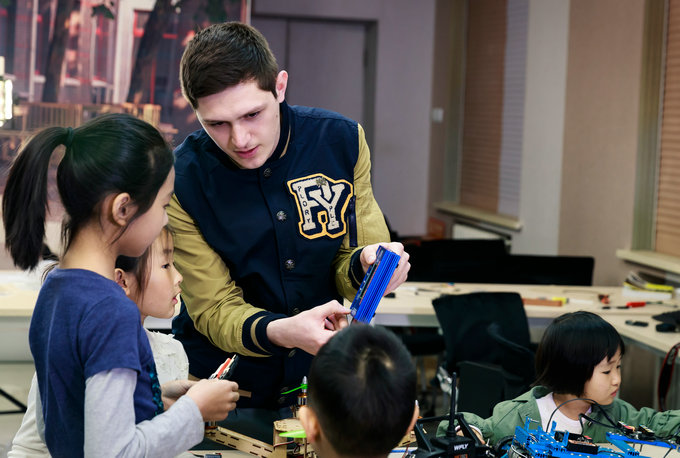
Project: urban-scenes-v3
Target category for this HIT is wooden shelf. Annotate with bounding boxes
[433,202,523,231]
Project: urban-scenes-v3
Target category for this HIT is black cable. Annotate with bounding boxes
[579,412,619,430]
[590,400,620,429]
[547,397,611,431]
[581,410,676,449]
[546,399,676,458]
[579,414,587,433]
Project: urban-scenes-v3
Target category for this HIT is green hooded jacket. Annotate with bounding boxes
[438,386,680,445]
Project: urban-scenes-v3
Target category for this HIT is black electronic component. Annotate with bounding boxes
[553,432,599,455]
[565,439,599,455]
[412,372,493,458]
[636,425,655,440]
[625,320,648,327]
[617,421,636,435]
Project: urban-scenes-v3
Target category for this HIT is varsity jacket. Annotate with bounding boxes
[438,386,680,445]
[169,101,389,408]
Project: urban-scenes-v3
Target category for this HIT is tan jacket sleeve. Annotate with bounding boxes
[167,194,276,357]
[333,124,390,300]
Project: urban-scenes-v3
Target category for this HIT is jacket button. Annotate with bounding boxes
[288,349,296,358]
[285,259,295,270]
[263,168,272,178]
[292,308,300,315]
[276,211,287,222]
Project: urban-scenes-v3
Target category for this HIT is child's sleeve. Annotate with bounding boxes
[609,399,680,436]
[80,296,143,378]
[84,368,203,456]
[7,373,50,457]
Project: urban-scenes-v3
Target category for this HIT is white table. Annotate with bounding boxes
[3,276,679,359]
[373,282,679,351]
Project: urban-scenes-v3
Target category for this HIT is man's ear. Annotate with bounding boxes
[298,406,320,443]
[275,71,288,103]
[114,268,131,295]
[111,192,134,227]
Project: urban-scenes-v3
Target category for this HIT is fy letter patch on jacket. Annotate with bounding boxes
[287,173,354,239]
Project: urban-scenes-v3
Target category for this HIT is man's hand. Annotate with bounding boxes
[267,301,350,355]
[360,242,410,295]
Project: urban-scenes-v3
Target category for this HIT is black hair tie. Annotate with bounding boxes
[64,127,74,148]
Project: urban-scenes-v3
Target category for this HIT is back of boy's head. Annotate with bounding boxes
[534,311,625,396]
[180,21,279,109]
[307,324,416,457]
[3,113,173,270]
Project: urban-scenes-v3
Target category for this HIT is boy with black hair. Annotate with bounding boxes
[298,324,419,458]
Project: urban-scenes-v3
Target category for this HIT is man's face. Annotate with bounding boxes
[195,72,288,169]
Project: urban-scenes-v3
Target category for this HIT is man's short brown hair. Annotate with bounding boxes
[180,22,279,109]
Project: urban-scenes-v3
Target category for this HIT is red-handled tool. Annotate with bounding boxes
[626,301,647,308]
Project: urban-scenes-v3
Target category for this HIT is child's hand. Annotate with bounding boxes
[161,379,196,409]
[457,427,485,444]
[186,379,240,421]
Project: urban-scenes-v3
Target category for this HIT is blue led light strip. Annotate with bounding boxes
[349,246,400,324]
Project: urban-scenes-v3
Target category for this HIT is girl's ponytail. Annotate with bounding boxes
[3,127,72,270]
[4,114,172,271]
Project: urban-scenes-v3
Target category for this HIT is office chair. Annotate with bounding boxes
[397,238,509,412]
[432,292,535,418]
[394,238,507,415]
[395,327,446,416]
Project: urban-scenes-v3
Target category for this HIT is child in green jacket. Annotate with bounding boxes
[440,311,680,445]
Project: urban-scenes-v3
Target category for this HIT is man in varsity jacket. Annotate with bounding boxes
[168,22,410,440]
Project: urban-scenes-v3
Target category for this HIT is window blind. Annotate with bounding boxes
[656,0,680,256]
[458,0,526,218]
[459,0,506,213]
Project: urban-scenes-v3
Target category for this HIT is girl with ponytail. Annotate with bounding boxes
[3,114,238,457]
